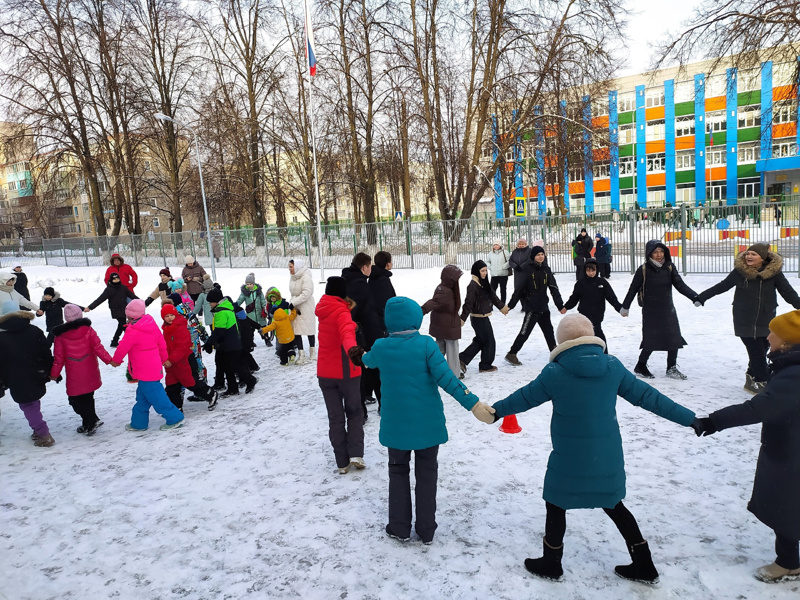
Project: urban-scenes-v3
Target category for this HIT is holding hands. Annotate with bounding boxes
[109,361,121,368]
[471,401,497,424]
[500,306,510,315]
[83,307,91,313]
[619,307,629,317]
[347,346,366,367]
[691,417,717,437]
[559,307,567,314]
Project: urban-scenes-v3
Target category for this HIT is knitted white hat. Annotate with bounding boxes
[556,313,595,345]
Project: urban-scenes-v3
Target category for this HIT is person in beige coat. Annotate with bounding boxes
[289,258,317,364]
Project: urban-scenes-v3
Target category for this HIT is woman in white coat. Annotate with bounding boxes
[0,270,39,314]
[288,258,317,364]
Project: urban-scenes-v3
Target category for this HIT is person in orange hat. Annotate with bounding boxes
[693,310,800,583]
[161,303,218,412]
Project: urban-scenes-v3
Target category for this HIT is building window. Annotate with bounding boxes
[738,142,760,163]
[7,181,17,191]
[619,124,634,145]
[144,160,152,171]
[568,166,584,182]
[707,146,727,165]
[738,178,760,199]
[677,184,696,205]
[619,156,635,175]
[18,180,28,190]
[773,138,798,158]
[774,101,797,125]
[675,116,695,137]
[593,101,609,117]
[737,105,761,129]
[645,89,665,108]
[592,161,610,179]
[737,69,760,93]
[97,180,109,193]
[646,187,666,207]
[706,110,727,133]
[707,182,727,202]
[646,153,665,173]
[676,149,695,170]
[152,216,160,228]
[646,120,665,141]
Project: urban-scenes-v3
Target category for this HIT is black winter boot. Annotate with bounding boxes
[524,537,564,581]
[614,540,659,584]
[634,363,654,379]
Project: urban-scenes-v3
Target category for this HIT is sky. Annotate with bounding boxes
[618,0,701,76]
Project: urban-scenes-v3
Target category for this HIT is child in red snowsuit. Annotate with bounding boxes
[161,304,218,412]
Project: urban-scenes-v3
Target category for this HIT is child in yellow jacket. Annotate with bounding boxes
[262,308,298,365]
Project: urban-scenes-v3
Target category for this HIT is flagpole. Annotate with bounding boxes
[304,1,325,283]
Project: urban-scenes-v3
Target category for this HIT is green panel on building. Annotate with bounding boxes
[739,127,760,142]
[619,176,633,189]
[522,131,534,141]
[675,101,694,116]
[618,112,634,125]
[738,164,757,178]
[706,132,727,145]
[738,91,759,106]
[619,144,634,157]
[676,170,694,184]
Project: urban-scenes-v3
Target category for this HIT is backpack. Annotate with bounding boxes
[637,263,671,306]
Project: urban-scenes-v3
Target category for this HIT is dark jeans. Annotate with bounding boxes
[544,501,644,548]
[740,336,770,382]
[387,446,439,543]
[638,348,678,369]
[219,349,255,393]
[239,318,259,371]
[294,335,316,350]
[490,275,508,304]
[510,311,556,353]
[459,316,496,370]
[68,393,100,429]
[776,532,800,570]
[112,318,126,344]
[276,341,297,365]
[319,376,364,469]
[590,318,608,354]
[600,263,611,278]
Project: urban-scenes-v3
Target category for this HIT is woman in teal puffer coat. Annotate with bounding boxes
[490,313,697,585]
[362,296,495,545]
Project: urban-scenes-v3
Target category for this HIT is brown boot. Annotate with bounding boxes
[755,562,800,583]
[33,433,55,447]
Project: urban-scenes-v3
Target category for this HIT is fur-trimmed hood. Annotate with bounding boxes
[52,317,92,337]
[549,335,607,363]
[0,309,36,332]
[734,250,783,280]
[41,291,62,303]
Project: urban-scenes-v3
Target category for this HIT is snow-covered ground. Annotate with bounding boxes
[2,264,800,600]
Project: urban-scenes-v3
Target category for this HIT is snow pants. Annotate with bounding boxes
[19,400,50,438]
[130,380,185,430]
[387,446,439,543]
[319,376,364,469]
[460,316,496,371]
[68,392,100,430]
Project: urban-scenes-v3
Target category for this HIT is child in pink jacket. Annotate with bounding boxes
[112,300,184,431]
[50,304,113,435]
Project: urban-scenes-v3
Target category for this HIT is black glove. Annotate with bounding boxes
[203,343,214,354]
[55,375,63,384]
[347,346,365,367]
[144,297,153,307]
[288,303,294,310]
[691,417,717,437]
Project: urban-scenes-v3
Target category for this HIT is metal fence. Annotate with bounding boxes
[2,198,799,276]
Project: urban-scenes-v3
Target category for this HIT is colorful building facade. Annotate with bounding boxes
[491,57,800,217]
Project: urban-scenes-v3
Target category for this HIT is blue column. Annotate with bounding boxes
[534,105,546,215]
[726,68,739,205]
[609,91,620,210]
[761,61,773,163]
[512,109,524,217]
[560,100,570,213]
[694,74,707,205]
[635,85,646,207]
[583,95,594,214]
[665,79,676,206]
[797,57,800,150]
[491,114,503,219]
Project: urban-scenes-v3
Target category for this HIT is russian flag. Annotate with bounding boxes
[304,0,317,76]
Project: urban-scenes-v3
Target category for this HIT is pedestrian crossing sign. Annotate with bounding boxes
[515,197,526,217]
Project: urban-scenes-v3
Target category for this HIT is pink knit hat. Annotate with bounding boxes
[125,299,146,320]
[64,303,83,322]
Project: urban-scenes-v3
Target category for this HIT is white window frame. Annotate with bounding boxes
[676,149,695,170]
[738,142,760,164]
[593,101,609,117]
[645,119,666,141]
[675,116,695,137]
[645,89,665,108]
[737,105,761,129]
[774,100,797,125]
[646,153,666,173]
[619,156,635,175]
[773,138,798,158]
[568,165,584,182]
[706,110,727,133]
[152,216,160,228]
[646,187,666,208]
[619,124,634,145]
[592,161,610,179]
[618,93,635,113]
[707,146,727,165]
[677,185,696,204]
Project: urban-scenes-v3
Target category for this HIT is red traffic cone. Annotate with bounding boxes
[499,414,522,434]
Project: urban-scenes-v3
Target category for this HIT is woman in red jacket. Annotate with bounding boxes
[161,304,218,412]
[316,276,365,474]
[50,303,113,436]
[104,253,138,294]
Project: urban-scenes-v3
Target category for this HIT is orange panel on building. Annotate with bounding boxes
[593,147,610,161]
[676,136,695,151]
[773,85,798,101]
[594,179,611,192]
[645,106,665,120]
[545,184,560,196]
[569,181,585,195]
[592,115,609,128]
[708,166,726,181]
[544,156,558,168]
[773,123,797,139]
[646,173,666,187]
[705,96,725,111]
[646,140,666,154]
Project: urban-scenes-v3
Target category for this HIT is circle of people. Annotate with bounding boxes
[1,234,799,586]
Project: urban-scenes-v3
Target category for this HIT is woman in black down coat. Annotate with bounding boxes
[693,310,800,583]
[621,240,699,380]
[458,260,508,374]
[86,272,138,346]
[697,243,800,394]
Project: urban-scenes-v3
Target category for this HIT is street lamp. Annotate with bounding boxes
[153,112,216,282]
